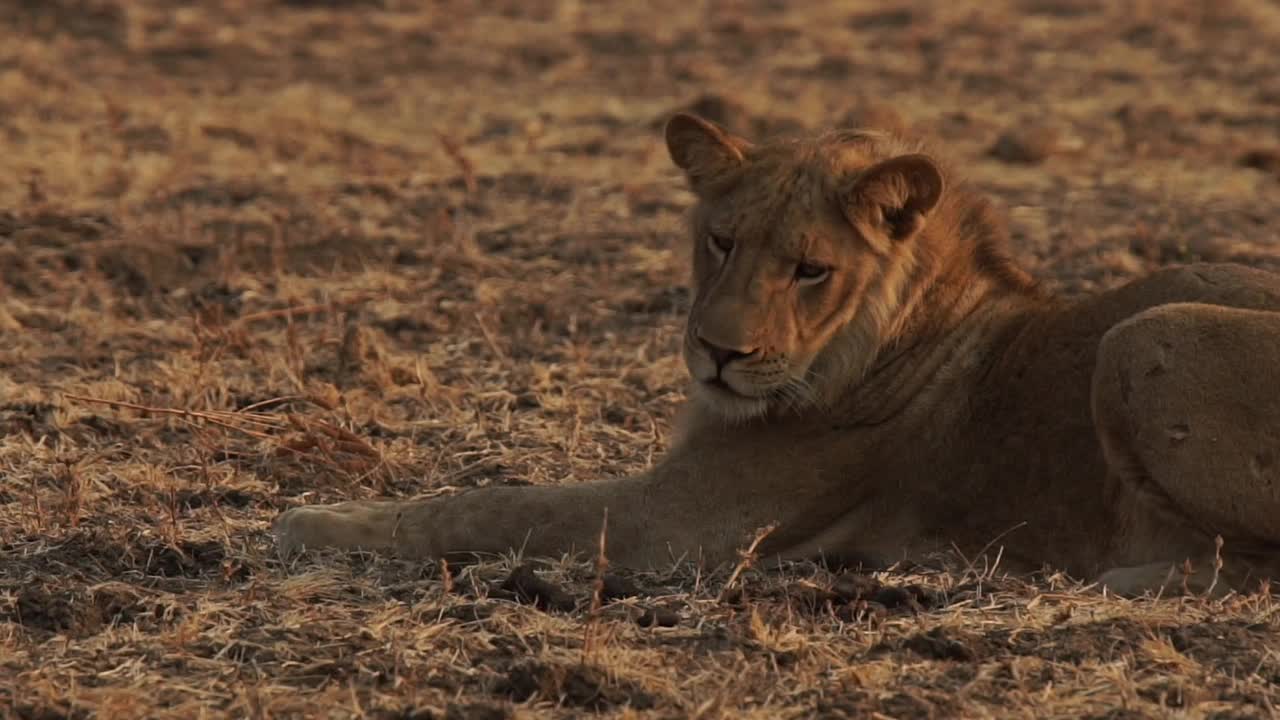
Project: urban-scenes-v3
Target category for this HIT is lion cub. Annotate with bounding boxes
[275,114,1280,597]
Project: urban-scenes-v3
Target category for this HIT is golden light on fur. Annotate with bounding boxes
[664,113,1033,421]
[279,118,1280,603]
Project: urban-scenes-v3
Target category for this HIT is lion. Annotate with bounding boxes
[273,112,1280,597]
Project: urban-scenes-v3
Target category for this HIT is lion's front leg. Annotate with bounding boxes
[272,477,662,566]
[273,423,854,569]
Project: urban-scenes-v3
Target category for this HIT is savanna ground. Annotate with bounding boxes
[2,1,1280,717]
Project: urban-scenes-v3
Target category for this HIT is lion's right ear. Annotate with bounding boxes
[664,113,750,195]
[840,153,944,249]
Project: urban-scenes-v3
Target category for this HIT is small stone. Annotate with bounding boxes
[500,563,576,612]
[871,584,937,611]
[635,606,679,628]
[600,573,645,600]
[988,126,1061,164]
[902,627,978,662]
[1239,149,1280,177]
[832,573,880,602]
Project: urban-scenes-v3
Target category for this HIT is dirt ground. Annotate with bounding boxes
[2,0,1280,717]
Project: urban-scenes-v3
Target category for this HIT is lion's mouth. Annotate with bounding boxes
[702,377,753,399]
[704,377,733,392]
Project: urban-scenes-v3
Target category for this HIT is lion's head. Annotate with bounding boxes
[664,113,1021,422]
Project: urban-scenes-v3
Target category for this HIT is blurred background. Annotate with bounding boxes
[3,1,1279,296]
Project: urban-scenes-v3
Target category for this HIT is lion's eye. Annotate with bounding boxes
[795,261,830,283]
[707,233,734,256]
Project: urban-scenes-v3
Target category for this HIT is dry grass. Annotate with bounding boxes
[3,0,1280,717]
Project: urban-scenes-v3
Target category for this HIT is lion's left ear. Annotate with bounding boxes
[841,154,944,245]
[665,113,752,196]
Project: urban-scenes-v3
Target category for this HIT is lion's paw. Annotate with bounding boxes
[1096,561,1227,598]
[271,506,334,558]
[1097,563,1179,597]
[272,499,409,558]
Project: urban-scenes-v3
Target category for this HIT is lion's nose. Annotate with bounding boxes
[698,336,759,371]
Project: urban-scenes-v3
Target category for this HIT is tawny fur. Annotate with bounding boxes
[274,114,1280,597]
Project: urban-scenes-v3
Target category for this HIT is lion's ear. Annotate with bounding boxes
[664,113,751,195]
[842,153,944,245]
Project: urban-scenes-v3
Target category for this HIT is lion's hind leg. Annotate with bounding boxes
[1092,302,1280,596]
